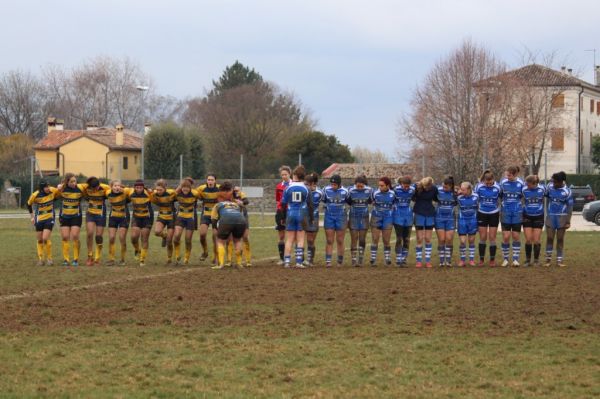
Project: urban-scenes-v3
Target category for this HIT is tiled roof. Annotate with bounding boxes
[475,64,599,91]
[34,127,142,151]
[322,163,417,179]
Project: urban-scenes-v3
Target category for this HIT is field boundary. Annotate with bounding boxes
[0,256,280,303]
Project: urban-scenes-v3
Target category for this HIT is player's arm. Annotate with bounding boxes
[210,204,220,229]
[27,192,37,224]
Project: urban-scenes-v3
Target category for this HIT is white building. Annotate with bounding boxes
[482,64,600,175]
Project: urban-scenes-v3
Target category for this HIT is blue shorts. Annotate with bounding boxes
[86,213,106,227]
[175,217,196,230]
[435,217,455,231]
[458,217,478,235]
[370,211,393,230]
[393,210,413,227]
[414,214,435,228]
[502,211,522,226]
[305,213,319,233]
[545,214,569,230]
[108,216,130,229]
[286,212,307,232]
[324,213,347,231]
[35,219,54,232]
[348,212,369,230]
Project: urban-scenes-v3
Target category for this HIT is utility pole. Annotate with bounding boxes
[585,49,597,84]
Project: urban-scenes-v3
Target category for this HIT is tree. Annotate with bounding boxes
[351,146,390,163]
[283,131,354,174]
[0,133,34,177]
[144,122,187,179]
[184,127,205,178]
[0,70,49,139]
[209,61,263,97]
[592,135,600,170]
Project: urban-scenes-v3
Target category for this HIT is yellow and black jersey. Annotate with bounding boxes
[127,189,153,219]
[84,183,110,216]
[27,187,60,223]
[107,188,131,219]
[59,184,86,218]
[196,184,220,214]
[151,189,177,220]
[176,189,199,220]
[233,189,249,217]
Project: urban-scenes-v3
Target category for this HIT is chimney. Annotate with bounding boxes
[144,122,151,135]
[55,118,64,131]
[86,122,99,131]
[47,117,57,134]
[567,68,573,75]
[561,66,567,74]
[596,65,600,86]
[115,124,124,146]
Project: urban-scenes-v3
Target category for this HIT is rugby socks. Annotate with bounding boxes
[533,244,541,261]
[337,255,343,265]
[402,246,409,262]
[416,246,423,263]
[36,241,44,260]
[502,243,510,261]
[425,243,432,263]
[447,245,453,264]
[370,244,377,264]
[73,240,80,261]
[236,249,243,266]
[307,245,316,264]
[244,241,251,264]
[140,248,147,263]
[469,244,475,261]
[358,242,366,264]
[325,254,332,266]
[94,236,103,262]
[395,247,403,264]
[184,242,192,262]
[438,245,445,264]
[217,244,226,266]
[295,247,304,265]
[277,241,285,261]
[512,241,521,262]
[174,241,181,260]
[478,243,486,262]
[62,240,70,262]
[120,242,127,262]
[460,244,466,262]
[167,242,173,262]
[109,242,116,261]
[557,248,564,264]
[545,244,553,262]
[351,247,358,264]
[525,243,532,262]
[45,240,52,261]
[489,242,497,261]
[384,246,391,264]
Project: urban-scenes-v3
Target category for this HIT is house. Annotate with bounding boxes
[34,118,146,180]
[322,163,417,180]
[477,64,600,174]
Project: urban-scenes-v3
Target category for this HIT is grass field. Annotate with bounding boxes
[0,216,599,398]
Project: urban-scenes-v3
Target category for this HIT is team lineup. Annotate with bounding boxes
[26,165,573,270]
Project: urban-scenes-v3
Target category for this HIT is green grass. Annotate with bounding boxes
[0,216,599,398]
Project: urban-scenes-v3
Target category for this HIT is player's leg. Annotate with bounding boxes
[544,226,556,266]
[94,225,105,265]
[118,226,128,265]
[130,225,141,261]
[501,219,511,266]
[436,227,446,267]
[70,225,81,266]
[295,230,306,267]
[488,225,498,266]
[107,226,117,265]
[532,225,543,266]
[370,227,381,266]
[184,228,194,265]
[458,234,467,266]
[424,227,433,268]
[42,227,53,265]
[335,226,345,266]
[198,223,209,260]
[60,225,71,265]
[382,224,392,266]
[139,226,150,266]
[556,228,567,267]
[511,227,522,266]
[415,227,424,267]
[358,229,367,266]
[523,225,533,266]
[324,229,335,267]
[350,228,359,266]
[446,229,455,267]
[173,225,184,264]
[165,225,175,265]
[85,220,96,266]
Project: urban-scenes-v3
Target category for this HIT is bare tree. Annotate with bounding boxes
[352,146,390,163]
[0,70,49,139]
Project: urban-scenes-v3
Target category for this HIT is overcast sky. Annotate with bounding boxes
[2,0,599,158]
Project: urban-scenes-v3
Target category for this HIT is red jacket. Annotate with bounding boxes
[275,181,289,211]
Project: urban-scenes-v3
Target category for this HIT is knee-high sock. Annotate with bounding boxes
[167,243,173,261]
[62,240,70,262]
[94,236,103,261]
[307,245,315,263]
[351,247,358,262]
[460,244,466,262]
[133,240,140,253]
[525,243,532,262]
[120,242,127,262]
[295,247,304,265]
[140,248,147,262]
[217,243,225,266]
[533,243,541,261]
[469,243,475,261]
[489,242,497,261]
[502,242,510,260]
[277,241,285,261]
[109,242,116,261]
[512,241,521,261]
[478,243,486,261]
[425,243,432,263]
[416,246,423,263]
[174,241,181,259]
[73,240,80,261]
[185,242,192,262]
[236,249,243,265]
[370,244,377,262]
[383,246,391,262]
[446,245,453,264]
[244,241,251,263]
[45,240,52,260]
[438,245,445,264]
[36,242,44,261]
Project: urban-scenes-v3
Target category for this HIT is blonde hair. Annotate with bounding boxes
[416,176,434,193]
[109,180,123,189]
[460,181,473,195]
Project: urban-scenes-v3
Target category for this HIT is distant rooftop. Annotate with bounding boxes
[322,163,417,179]
[34,127,142,151]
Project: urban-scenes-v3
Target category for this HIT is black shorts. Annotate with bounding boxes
[477,211,499,228]
[275,209,286,231]
[199,214,212,226]
[501,223,522,232]
[60,216,82,227]
[414,225,434,231]
[522,214,544,229]
[132,217,153,229]
[108,217,130,229]
[217,223,247,240]
[175,217,196,231]
[156,218,175,229]
[35,219,54,232]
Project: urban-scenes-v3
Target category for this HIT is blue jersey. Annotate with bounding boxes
[322,185,349,217]
[545,183,573,216]
[309,188,323,219]
[500,177,524,213]
[475,182,502,214]
[436,187,457,219]
[281,182,310,216]
[346,185,372,217]
[393,184,415,215]
[522,184,545,216]
[371,188,395,216]
[457,194,479,219]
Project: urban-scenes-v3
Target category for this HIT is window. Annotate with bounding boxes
[123,156,129,170]
[597,101,600,116]
[591,99,595,114]
[551,128,564,151]
[551,94,565,108]
[56,153,60,169]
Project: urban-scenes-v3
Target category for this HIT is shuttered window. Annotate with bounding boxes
[551,128,565,151]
